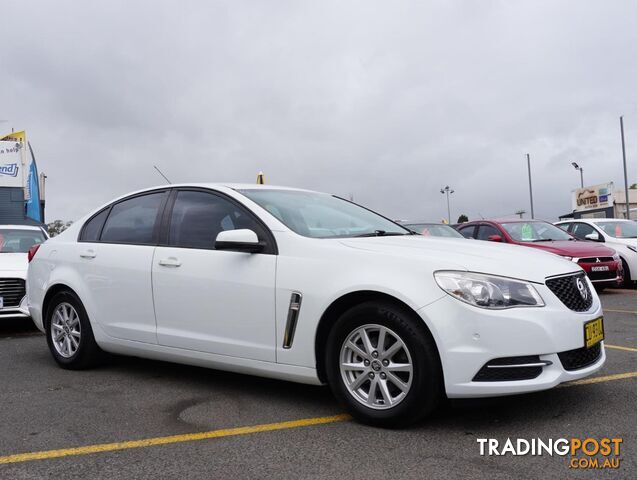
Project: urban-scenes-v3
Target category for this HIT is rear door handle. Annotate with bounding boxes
[79,249,96,259]
[158,257,181,267]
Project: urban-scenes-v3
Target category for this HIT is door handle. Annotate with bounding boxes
[158,257,181,267]
[79,249,96,259]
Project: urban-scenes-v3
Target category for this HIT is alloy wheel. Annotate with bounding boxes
[339,324,413,410]
[51,302,81,358]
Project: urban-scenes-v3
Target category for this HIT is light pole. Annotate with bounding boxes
[440,186,454,224]
[572,162,584,188]
[620,116,630,219]
[526,154,534,219]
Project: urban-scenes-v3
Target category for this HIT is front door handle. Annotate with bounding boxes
[158,257,181,267]
[79,249,96,259]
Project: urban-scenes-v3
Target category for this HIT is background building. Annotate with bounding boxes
[0,131,45,225]
[560,182,637,220]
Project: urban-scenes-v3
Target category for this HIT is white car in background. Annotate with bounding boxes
[27,185,605,426]
[0,225,48,320]
[555,219,637,287]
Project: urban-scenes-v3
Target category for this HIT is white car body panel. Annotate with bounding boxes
[28,184,605,393]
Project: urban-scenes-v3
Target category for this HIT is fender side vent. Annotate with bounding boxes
[282,292,302,349]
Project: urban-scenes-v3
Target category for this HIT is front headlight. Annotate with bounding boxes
[434,271,545,309]
[613,253,621,262]
[560,255,575,262]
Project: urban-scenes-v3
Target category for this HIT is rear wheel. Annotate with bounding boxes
[45,291,104,369]
[325,301,442,428]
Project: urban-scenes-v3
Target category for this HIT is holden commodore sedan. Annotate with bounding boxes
[27,184,606,427]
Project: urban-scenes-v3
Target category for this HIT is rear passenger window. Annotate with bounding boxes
[100,192,167,244]
[477,225,500,241]
[458,225,476,239]
[168,190,266,249]
[80,209,109,242]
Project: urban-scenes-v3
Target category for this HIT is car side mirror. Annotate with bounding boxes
[215,229,265,253]
[584,232,602,242]
[487,234,503,242]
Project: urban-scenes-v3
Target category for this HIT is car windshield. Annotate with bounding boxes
[594,221,637,238]
[500,221,572,242]
[405,223,463,238]
[237,189,410,238]
[0,228,46,253]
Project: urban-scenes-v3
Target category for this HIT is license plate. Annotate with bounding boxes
[584,317,604,348]
[591,266,610,272]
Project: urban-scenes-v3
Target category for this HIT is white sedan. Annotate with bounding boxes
[556,218,637,287]
[27,184,605,426]
[0,224,47,320]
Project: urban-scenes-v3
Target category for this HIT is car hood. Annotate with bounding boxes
[0,252,28,272]
[338,236,578,283]
[516,240,616,258]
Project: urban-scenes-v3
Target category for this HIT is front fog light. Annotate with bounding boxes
[434,271,545,309]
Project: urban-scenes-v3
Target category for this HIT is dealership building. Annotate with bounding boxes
[0,131,45,226]
[560,182,637,220]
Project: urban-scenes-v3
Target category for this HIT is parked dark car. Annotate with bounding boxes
[456,219,623,289]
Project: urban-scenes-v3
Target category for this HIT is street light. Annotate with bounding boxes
[440,186,454,224]
[572,162,584,188]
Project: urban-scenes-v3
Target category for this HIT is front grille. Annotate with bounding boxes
[545,272,593,312]
[473,356,543,382]
[558,343,602,371]
[0,278,26,308]
[588,270,617,281]
[578,257,614,263]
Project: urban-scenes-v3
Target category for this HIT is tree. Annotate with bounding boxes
[47,220,73,237]
[457,214,469,224]
[630,183,637,189]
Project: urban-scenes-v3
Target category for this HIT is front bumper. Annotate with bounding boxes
[0,295,31,320]
[418,283,605,398]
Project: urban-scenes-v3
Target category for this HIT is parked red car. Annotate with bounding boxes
[456,219,623,289]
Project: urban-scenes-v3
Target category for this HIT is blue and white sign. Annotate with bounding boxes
[0,140,23,187]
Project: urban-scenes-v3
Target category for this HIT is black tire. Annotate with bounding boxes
[45,291,104,369]
[325,301,443,428]
[621,259,633,288]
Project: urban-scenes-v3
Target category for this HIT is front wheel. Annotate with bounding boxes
[325,301,443,428]
[45,291,104,369]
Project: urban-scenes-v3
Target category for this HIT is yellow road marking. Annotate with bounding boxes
[604,308,637,314]
[0,414,351,465]
[561,371,637,387]
[605,344,637,353]
[2,370,637,466]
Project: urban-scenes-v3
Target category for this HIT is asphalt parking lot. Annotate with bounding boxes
[0,292,635,479]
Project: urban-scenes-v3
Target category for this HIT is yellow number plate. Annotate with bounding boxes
[584,317,604,348]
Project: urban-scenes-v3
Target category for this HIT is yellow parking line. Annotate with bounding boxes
[2,369,637,466]
[561,371,637,387]
[605,344,637,353]
[604,308,637,314]
[0,414,351,465]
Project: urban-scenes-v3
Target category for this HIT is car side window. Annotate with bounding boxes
[80,209,109,242]
[571,223,596,240]
[100,192,168,244]
[168,190,268,250]
[476,224,500,241]
[458,225,476,239]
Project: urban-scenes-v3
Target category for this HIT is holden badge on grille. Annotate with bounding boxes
[576,277,588,301]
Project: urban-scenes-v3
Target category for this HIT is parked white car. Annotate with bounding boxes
[0,225,47,320]
[555,218,637,286]
[27,185,605,426]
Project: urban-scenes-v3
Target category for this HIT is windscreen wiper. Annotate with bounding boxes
[531,238,554,242]
[354,230,408,237]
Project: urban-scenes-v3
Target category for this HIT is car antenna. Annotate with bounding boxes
[153,165,172,184]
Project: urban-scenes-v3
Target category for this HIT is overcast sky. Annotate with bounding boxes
[2,0,636,223]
